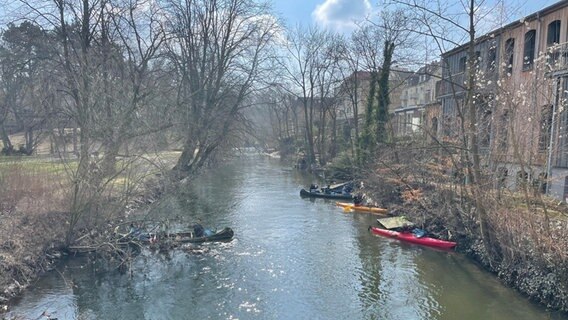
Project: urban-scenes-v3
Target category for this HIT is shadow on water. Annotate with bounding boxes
[6,156,568,320]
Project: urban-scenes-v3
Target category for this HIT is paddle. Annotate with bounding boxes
[342,206,353,213]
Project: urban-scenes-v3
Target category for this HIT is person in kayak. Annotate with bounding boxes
[203,228,214,237]
[193,220,214,237]
[353,193,364,206]
[128,223,149,241]
[193,223,205,237]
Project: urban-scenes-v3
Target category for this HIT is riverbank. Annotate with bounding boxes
[0,158,68,312]
[0,182,167,315]
[2,152,568,316]
[0,155,169,315]
[354,154,568,313]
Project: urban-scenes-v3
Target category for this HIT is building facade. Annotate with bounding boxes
[392,62,441,137]
[335,69,411,144]
[438,0,568,201]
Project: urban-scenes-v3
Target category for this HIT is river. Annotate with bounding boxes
[6,156,568,319]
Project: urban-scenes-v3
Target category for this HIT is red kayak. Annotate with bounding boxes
[369,227,456,249]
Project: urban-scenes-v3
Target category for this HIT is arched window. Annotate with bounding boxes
[499,110,509,152]
[497,167,508,189]
[539,105,554,151]
[547,20,561,46]
[458,56,467,73]
[564,176,568,202]
[480,110,492,147]
[516,170,528,190]
[487,46,497,71]
[477,95,492,148]
[431,117,438,137]
[523,30,536,70]
[504,38,515,75]
[474,51,481,70]
[547,21,562,64]
[537,172,547,194]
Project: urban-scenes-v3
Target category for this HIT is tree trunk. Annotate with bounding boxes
[376,41,394,143]
[73,126,78,156]
[464,0,497,266]
[0,124,12,151]
[303,98,316,166]
[359,71,378,161]
[330,111,337,159]
[319,103,327,166]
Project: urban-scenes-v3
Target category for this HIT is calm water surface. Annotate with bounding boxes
[7,156,568,320]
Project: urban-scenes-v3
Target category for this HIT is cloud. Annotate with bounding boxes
[312,0,372,31]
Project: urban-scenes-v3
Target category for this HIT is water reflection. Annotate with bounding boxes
[7,156,567,320]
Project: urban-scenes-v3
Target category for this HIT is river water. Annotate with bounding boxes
[7,156,568,320]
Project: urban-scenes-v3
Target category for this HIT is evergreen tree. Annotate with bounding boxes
[376,40,395,143]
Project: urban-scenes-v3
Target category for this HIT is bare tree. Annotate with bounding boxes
[314,33,343,165]
[163,0,277,179]
[281,25,338,168]
[349,9,414,163]
[351,24,383,155]
[0,0,170,243]
[335,37,365,158]
[95,0,167,178]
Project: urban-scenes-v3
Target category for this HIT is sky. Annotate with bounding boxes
[272,0,561,33]
[0,0,560,31]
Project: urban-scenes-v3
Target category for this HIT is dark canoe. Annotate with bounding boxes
[300,188,354,200]
[174,227,234,243]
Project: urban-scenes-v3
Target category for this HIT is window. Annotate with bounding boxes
[497,167,508,189]
[535,172,547,194]
[487,47,497,71]
[539,105,554,151]
[547,20,561,46]
[504,38,515,75]
[562,81,568,167]
[431,117,438,137]
[499,110,509,152]
[424,89,431,102]
[442,114,452,137]
[564,176,568,202]
[475,51,481,65]
[405,112,413,134]
[458,56,467,73]
[523,30,536,70]
[547,20,561,64]
[480,109,492,147]
[516,170,528,190]
[477,96,492,148]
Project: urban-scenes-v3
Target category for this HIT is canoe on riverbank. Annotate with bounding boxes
[67,242,131,254]
[335,202,388,214]
[369,226,457,249]
[173,227,234,243]
[67,228,235,253]
[300,189,353,200]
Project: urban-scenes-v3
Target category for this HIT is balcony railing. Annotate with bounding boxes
[546,42,568,76]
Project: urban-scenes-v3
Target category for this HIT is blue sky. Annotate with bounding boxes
[272,0,561,32]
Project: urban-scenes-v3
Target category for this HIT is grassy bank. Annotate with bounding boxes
[0,158,70,309]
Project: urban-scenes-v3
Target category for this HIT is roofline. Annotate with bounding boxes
[442,0,568,57]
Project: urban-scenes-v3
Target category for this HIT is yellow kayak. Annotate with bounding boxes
[335,202,388,215]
